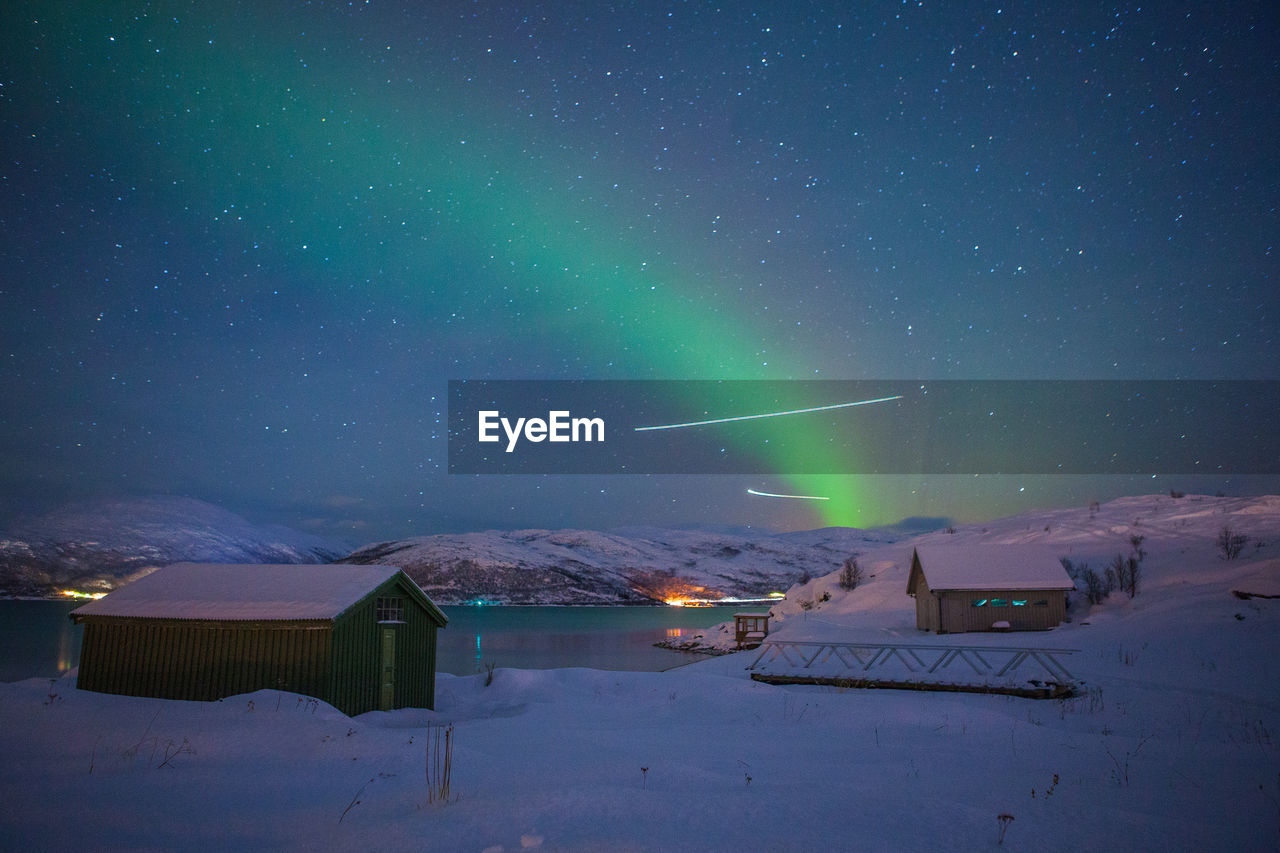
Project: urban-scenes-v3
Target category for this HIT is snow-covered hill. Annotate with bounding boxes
[338,525,903,605]
[0,496,346,597]
[685,493,1280,649]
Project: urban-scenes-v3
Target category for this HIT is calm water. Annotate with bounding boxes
[0,601,742,682]
[0,600,84,682]
[437,605,738,675]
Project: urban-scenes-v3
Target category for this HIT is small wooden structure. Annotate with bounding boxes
[734,612,771,649]
[906,546,1075,634]
[70,562,447,715]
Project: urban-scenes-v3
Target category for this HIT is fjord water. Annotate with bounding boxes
[438,604,739,675]
[0,600,83,683]
[0,601,741,682]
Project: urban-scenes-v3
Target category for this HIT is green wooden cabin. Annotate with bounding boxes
[70,562,447,716]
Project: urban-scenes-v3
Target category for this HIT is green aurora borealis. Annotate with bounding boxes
[3,1,1276,536]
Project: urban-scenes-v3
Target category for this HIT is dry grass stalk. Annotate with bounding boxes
[425,723,454,804]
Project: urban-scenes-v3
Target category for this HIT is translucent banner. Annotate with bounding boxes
[447,380,1279,475]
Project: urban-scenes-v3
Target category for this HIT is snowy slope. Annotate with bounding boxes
[768,493,1280,620]
[338,525,902,605]
[0,496,346,597]
[671,493,1280,651]
[1,494,1278,850]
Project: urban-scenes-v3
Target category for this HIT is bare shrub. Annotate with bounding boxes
[1111,553,1141,599]
[1082,565,1110,605]
[838,557,863,591]
[1218,526,1249,560]
[1065,558,1110,605]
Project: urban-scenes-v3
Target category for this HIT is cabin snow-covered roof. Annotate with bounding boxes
[71,562,413,622]
[908,545,1075,593]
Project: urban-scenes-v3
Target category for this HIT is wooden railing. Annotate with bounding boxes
[746,640,1078,682]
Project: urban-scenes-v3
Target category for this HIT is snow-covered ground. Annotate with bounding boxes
[2,494,1278,850]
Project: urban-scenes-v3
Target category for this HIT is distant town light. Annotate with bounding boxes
[61,589,107,599]
[663,595,781,607]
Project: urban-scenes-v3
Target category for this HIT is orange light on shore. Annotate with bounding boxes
[60,589,106,600]
[663,595,780,607]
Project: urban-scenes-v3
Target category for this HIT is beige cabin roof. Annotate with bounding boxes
[908,545,1076,593]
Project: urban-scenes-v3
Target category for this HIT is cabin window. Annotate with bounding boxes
[1012,599,1027,606]
[1032,599,1049,607]
[971,598,988,607]
[989,598,1008,607]
[376,596,404,622]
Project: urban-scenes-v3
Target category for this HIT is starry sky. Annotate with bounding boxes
[1,1,1276,543]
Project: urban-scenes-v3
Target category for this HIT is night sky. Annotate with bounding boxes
[2,1,1276,542]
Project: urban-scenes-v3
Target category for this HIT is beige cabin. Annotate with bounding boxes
[906,546,1075,634]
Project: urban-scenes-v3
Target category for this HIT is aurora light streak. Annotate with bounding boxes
[746,489,830,502]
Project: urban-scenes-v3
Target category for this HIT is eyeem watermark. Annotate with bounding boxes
[478,410,605,453]
[449,379,1280,475]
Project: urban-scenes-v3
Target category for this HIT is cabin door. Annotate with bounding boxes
[379,627,396,711]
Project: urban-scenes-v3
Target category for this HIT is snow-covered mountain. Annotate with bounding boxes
[338,525,903,605]
[0,496,346,597]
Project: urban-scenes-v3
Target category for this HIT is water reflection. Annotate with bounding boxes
[56,623,74,674]
[0,600,84,682]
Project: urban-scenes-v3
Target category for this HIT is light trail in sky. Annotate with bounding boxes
[632,395,903,432]
[747,488,830,501]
